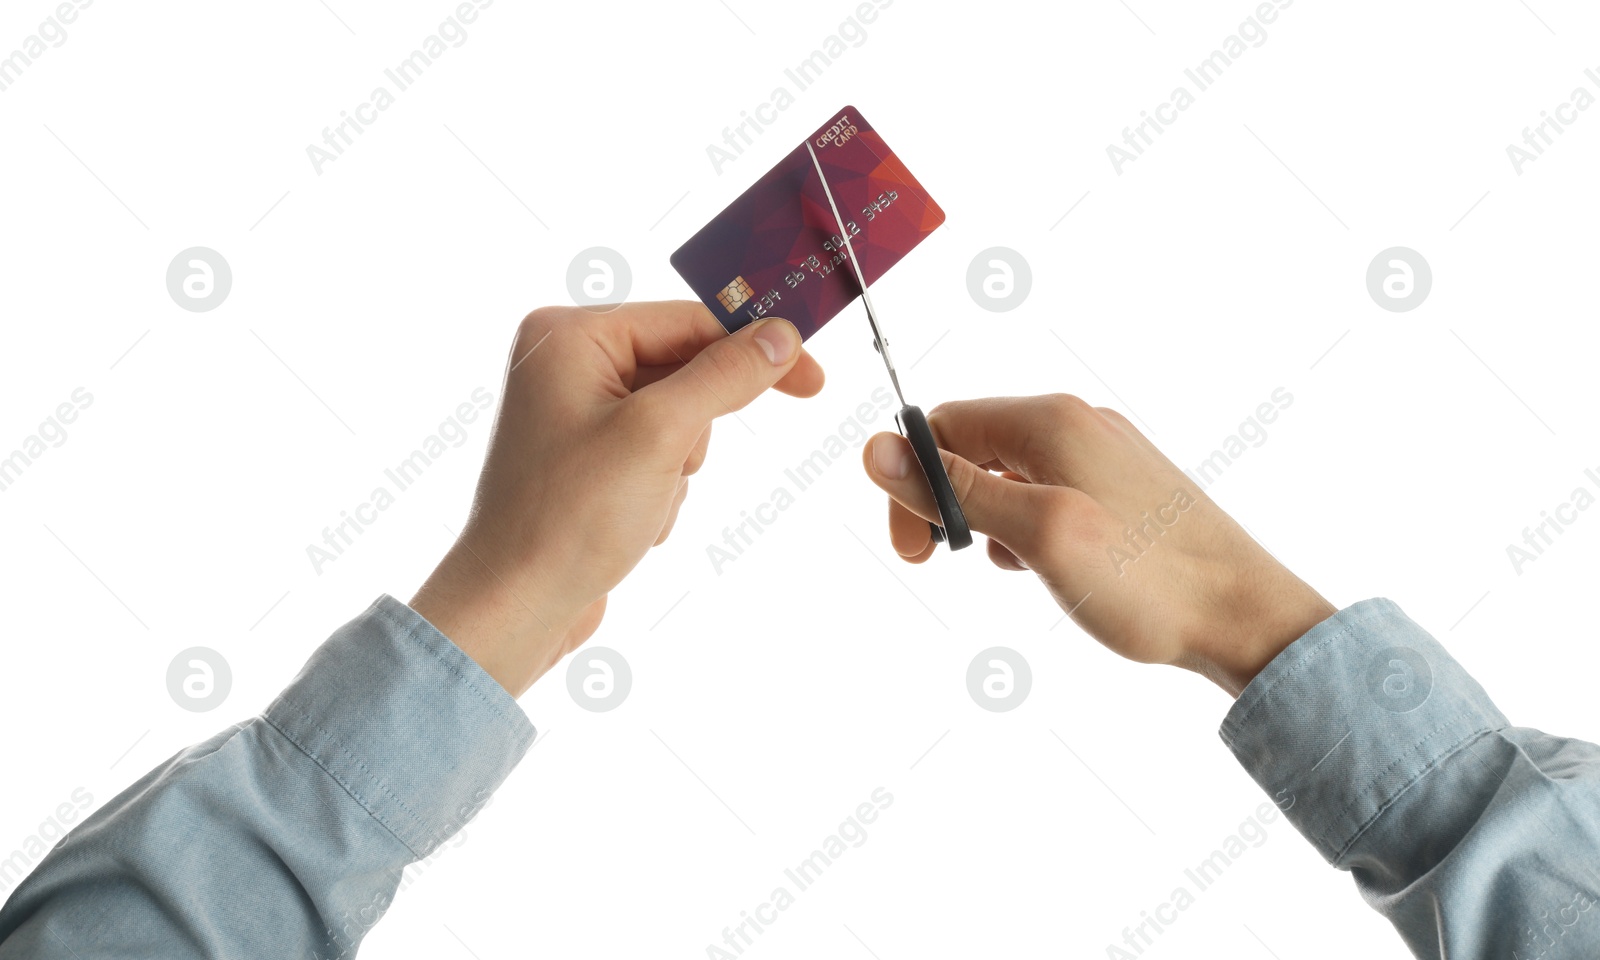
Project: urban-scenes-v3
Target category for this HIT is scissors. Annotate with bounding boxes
[806,141,972,552]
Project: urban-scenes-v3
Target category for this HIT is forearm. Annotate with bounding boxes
[1222,599,1600,959]
[0,597,534,959]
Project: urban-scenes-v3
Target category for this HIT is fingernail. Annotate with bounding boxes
[873,436,911,480]
[752,319,797,365]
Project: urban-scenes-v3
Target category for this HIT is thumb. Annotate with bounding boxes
[863,432,1060,556]
[643,317,801,430]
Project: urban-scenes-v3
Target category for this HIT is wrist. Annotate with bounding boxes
[409,542,579,698]
[1182,578,1337,699]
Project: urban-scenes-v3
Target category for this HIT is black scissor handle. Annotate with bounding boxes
[895,404,972,551]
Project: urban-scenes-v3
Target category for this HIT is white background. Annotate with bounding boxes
[3,0,1599,957]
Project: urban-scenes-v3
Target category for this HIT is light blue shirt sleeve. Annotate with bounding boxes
[0,595,535,959]
[4,596,1596,958]
[1221,597,1600,959]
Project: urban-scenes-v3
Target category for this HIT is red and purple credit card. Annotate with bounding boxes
[671,105,945,341]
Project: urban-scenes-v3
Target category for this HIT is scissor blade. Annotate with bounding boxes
[806,141,905,407]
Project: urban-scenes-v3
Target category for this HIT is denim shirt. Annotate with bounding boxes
[1,597,1595,958]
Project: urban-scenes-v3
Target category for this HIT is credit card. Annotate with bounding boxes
[670,105,945,341]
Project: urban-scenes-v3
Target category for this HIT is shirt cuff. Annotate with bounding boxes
[1218,597,1508,865]
[263,594,536,858]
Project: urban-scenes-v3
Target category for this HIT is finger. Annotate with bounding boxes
[773,348,825,398]
[614,303,819,397]
[636,317,803,435]
[987,537,1027,571]
[632,362,680,391]
[541,301,741,396]
[510,302,721,382]
[888,497,935,562]
[633,346,824,398]
[684,423,712,476]
[656,478,690,545]
[607,300,733,368]
[864,431,1077,557]
[925,395,1114,488]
